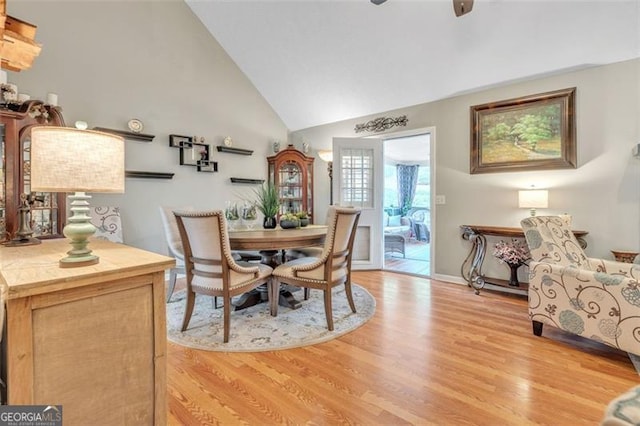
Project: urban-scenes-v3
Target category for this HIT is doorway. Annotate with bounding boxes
[382,133,431,276]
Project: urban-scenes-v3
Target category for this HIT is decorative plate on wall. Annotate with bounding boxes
[127,118,144,133]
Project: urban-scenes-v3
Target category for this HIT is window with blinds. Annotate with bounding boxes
[339,148,373,208]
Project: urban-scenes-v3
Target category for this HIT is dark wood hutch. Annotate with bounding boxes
[267,144,314,222]
[1,100,66,241]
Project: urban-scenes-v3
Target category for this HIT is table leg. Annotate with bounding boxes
[234,250,303,311]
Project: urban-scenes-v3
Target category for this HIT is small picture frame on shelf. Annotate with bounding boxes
[169,134,193,148]
[197,160,218,173]
[180,142,210,166]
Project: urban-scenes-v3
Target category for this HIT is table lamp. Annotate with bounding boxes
[518,189,548,217]
[30,126,125,267]
[318,150,333,205]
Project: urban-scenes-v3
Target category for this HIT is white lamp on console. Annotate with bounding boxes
[518,188,548,217]
[30,126,124,267]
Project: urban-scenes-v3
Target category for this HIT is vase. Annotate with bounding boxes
[263,216,276,229]
[280,219,299,229]
[508,263,521,287]
[299,218,309,227]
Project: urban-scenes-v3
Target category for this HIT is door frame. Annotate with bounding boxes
[380,126,436,276]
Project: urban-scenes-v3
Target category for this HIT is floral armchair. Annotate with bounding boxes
[521,216,640,369]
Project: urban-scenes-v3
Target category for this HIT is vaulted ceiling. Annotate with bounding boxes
[187,1,640,131]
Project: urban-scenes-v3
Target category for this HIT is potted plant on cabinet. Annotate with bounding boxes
[254,182,280,229]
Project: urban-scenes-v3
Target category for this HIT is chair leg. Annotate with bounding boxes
[532,320,543,336]
[166,269,178,303]
[223,296,231,343]
[304,288,310,300]
[270,278,279,317]
[180,290,196,332]
[324,289,334,331]
[345,280,356,313]
[214,297,220,309]
[629,353,640,375]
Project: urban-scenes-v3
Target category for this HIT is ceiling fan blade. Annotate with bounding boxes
[453,0,474,17]
[371,0,387,5]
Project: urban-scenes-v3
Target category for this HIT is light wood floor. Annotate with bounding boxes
[167,271,638,425]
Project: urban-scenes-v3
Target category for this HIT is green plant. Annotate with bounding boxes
[253,182,280,218]
[280,212,298,222]
[295,211,308,219]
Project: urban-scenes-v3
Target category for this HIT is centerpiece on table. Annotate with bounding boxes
[279,212,300,229]
[253,182,280,229]
[296,211,309,227]
[493,239,531,286]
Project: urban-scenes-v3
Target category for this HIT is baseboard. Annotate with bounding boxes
[431,274,467,286]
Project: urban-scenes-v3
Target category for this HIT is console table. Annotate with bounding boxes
[1,239,174,425]
[460,225,588,295]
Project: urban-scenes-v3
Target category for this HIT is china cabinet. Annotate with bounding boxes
[267,144,314,222]
[0,100,66,242]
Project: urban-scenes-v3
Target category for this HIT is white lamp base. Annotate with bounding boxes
[59,192,99,268]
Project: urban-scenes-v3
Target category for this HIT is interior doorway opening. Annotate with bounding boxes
[383,133,431,276]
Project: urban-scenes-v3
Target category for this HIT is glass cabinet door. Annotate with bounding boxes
[278,161,302,215]
[22,137,59,237]
[0,125,5,239]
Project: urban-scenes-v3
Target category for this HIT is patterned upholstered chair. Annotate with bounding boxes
[90,206,123,243]
[173,210,274,343]
[272,207,361,330]
[521,216,640,369]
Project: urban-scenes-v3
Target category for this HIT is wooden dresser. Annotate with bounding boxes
[0,239,174,425]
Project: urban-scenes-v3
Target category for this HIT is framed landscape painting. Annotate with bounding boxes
[470,88,576,174]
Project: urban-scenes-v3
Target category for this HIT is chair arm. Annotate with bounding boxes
[227,256,260,276]
[529,261,640,311]
[291,256,327,275]
[588,258,640,278]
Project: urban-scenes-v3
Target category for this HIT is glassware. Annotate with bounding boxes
[225,201,240,231]
[241,202,258,230]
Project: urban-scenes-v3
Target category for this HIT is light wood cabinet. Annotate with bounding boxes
[267,144,314,222]
[0,100,66,242]
[1,239,174,425]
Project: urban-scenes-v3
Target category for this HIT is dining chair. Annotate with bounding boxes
[158,206,189,302]
[174,210,274,342]
[271,206,361,330]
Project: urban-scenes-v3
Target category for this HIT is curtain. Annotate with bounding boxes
[396,164,419,215]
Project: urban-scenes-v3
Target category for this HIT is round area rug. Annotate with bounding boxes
[166,284,375,352]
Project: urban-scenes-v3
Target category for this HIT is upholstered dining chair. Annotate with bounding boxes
[159,206,190,302]
[271,207,361,330]
[521,216,640,370]
[173,210,274,343]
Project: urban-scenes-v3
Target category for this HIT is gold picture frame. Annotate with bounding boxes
[470,88,576,174]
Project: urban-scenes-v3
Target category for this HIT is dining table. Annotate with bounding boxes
[228,224,328,310]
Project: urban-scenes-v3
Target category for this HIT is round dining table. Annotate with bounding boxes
[228,224,327,251]
[227,224,328,310]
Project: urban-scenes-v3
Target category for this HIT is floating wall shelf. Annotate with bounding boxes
[230,177,265,184]
[94,127,155,142]
[125,171,174,179]
[216,146,253,155]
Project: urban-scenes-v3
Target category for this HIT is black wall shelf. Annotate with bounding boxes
[230,177,264,184]
[216,146,253,155]
[125,171,174,179]
[94,127,155,142]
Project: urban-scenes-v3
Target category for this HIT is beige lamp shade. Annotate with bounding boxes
[518,189,548,209]
[30,127,125,193]
[318,150,333,163]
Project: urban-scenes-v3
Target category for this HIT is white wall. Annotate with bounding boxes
[292,59,640,279]
[9,1,288,254]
